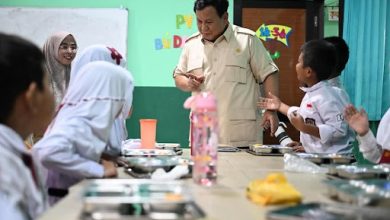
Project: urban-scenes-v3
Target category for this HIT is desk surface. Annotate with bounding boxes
[38,150,333,220]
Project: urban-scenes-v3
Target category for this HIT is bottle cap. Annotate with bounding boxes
[184,92,217,111]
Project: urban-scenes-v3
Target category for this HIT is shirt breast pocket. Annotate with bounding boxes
[225,58,247,84]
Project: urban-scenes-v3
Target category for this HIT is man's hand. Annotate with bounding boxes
[344,104,369,136]
[185,73,204,91]
[261,110,279,136]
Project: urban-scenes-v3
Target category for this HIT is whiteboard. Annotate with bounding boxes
[0,7,128,56]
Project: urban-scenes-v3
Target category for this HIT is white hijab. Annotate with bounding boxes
[45,61,134,161]
[43,31,75,108]
[68,45,131,155]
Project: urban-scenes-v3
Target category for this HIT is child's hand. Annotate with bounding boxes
[287,141,301,148]
[344,104,369,136]
[290,113,305,131]
[292,145,305,152]
[257,92,281,111]
[102,159,118,178]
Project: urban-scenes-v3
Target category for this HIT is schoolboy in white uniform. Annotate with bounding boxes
[258,40,354,153]
[324,36,351,105]
[0,33,54,219]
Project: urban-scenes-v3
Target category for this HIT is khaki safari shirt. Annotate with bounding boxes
[174,24,278,147]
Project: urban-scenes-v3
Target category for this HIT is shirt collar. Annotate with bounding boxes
[300,80,329,93]
[202,23,232,44]
[0,123,29,156]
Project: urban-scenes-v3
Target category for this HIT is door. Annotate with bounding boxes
[234,0,324,144]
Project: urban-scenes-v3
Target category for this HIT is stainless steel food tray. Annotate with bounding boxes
[121,149,177,157]
[156,143,183,155]
[266,202,390,220]
[328,164,390,179]
[120,156,192,179]
[246,144,293,156]
[324,179,390,206]
[81,179,205,220]
[293,153,355,165]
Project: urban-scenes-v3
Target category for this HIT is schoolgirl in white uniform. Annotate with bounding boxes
[33,61,134,204]
[69,45,131,156]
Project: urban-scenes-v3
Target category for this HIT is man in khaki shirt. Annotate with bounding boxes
[173,0,279,147]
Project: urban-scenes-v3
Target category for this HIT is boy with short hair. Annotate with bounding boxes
[324,36,351,104]
[258,40,355,153]
[0,33,54,219]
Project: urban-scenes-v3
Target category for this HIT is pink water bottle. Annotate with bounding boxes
[184,92,218,186]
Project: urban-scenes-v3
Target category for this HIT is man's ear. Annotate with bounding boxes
[223,12,228,23]
[24,82,39,114]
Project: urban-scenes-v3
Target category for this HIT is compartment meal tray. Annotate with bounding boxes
[118,157,192,179]
[81,179,204,220]
[267,202,390,220]
[324,179,390,206]
[293,153,355,165]
[121,149,178,157]
[329,165,390,179]
[246,145,293,156]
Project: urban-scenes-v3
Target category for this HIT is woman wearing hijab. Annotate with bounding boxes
[69,45,131,156]
[33,61,134,205]
[43,31,78,108]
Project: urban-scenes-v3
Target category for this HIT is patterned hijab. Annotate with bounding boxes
[43,31,76,108]
[68,45,130,155]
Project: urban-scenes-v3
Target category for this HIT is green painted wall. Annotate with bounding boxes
[324,0,339,37]
[0,0,233,87]
[129,87,191,147]
[0,0,233,147]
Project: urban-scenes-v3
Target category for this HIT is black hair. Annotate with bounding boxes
[324,36,349,76]
[193,0,229,17]
[0,32,45,123]
[300,39,337,81]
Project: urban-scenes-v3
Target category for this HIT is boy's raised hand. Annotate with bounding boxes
[344,104,369,136]
[257,92,281,111]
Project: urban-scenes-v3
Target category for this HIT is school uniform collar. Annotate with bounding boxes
[0,123,29,156]
[300,80,329,93]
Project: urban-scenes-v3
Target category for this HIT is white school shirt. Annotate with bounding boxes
[68,44,131,155]
[328,76,351,105]
[356,108,390,163]
[290,81,354,153]
[33,61,134,204]
[0,124,48,219]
